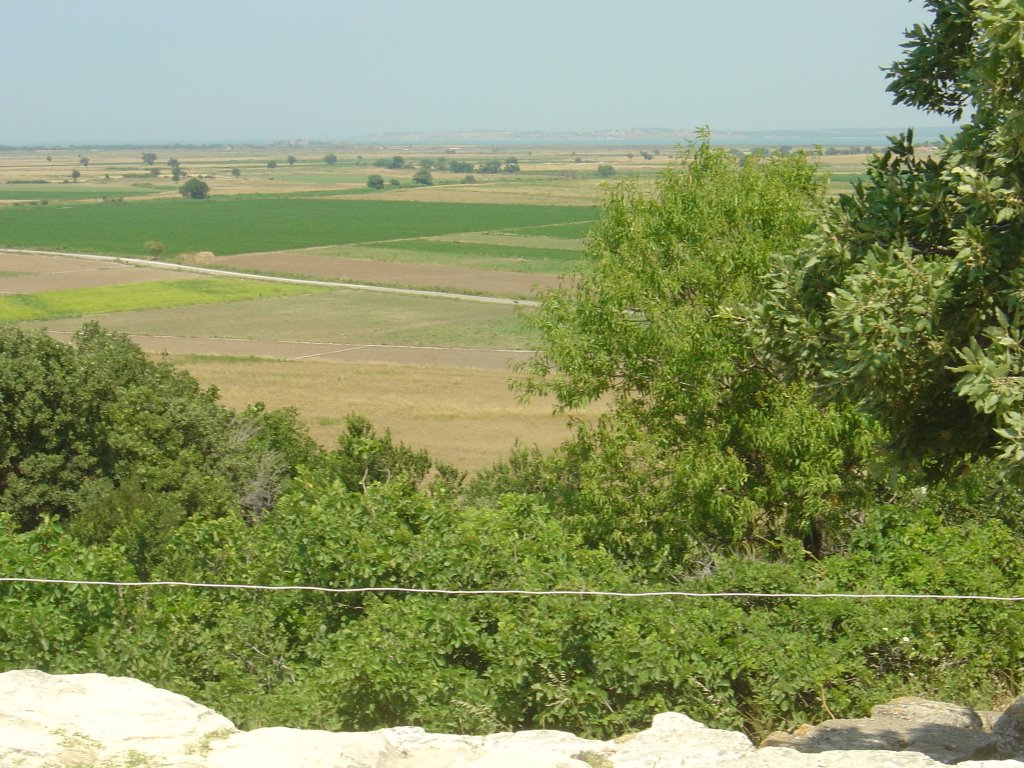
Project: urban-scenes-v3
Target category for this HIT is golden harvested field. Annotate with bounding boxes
[166,355,596,472]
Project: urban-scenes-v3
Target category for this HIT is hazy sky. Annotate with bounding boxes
[3,0,949,145]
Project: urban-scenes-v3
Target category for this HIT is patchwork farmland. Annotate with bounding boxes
[0,144,867,468]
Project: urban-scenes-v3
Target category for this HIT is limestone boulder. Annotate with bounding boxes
[0,668,235,767]
[3,671,1024,768]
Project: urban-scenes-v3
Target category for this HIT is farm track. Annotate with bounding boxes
[0,248,540,308]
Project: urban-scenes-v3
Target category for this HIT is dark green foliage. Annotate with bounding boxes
[168,158,183,182]
[0,324,315,532]
[412,168,433,186]
[366,174,385,189]
[374,156,405,170]
[178,177,210,199]
[755,0,1024,472]
[317,415,432,494]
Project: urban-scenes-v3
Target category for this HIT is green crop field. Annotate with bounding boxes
[0,278,321,323]
[0,197,597,257]
[0,185,155,201]
[358,238,582,273]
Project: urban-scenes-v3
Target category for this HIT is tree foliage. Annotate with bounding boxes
[754,0,1024,472]
[0,325,314,532]
[179,177,210,199]
[374,155,405,170]
[517,141,881,572]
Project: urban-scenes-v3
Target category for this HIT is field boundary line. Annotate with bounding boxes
[1,577,1023,602]
[0,248,539,308]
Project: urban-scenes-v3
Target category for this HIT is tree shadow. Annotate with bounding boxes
[761,720,995,764]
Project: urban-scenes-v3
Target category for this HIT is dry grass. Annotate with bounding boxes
[172,355,598,472]
[31,290,536,349]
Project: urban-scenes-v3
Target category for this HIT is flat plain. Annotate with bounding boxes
[0,144,871,469]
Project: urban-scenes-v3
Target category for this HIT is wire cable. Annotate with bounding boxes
[2,577,1022,601]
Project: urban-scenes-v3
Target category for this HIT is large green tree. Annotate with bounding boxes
[517,139,881,573]
[754,0,1024,472]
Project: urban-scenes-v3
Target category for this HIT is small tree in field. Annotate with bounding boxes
[596,164,616,178]
[179,177,210,199]
[230,167,241,178]
[412,168,434,186]
[141,152,157,166]
[287,155,296,166]
[267,160,278,169]
[323,153,338,165]
[79,156,89,167]
[367,174,385,189]
[70,169,80,182]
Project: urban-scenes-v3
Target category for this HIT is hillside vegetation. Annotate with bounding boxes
[3,0,1024,741]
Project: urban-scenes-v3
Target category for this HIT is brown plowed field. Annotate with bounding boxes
[216,251,560,298]
[0,252,197,293]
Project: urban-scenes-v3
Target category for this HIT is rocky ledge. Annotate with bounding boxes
[2,670,1022,768]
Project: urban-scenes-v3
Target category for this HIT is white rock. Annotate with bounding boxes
[724,746,992,768]
[610,711,754,768]
[207,727,393,768]
[4,671,1024,768]
[0,669,234,767]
